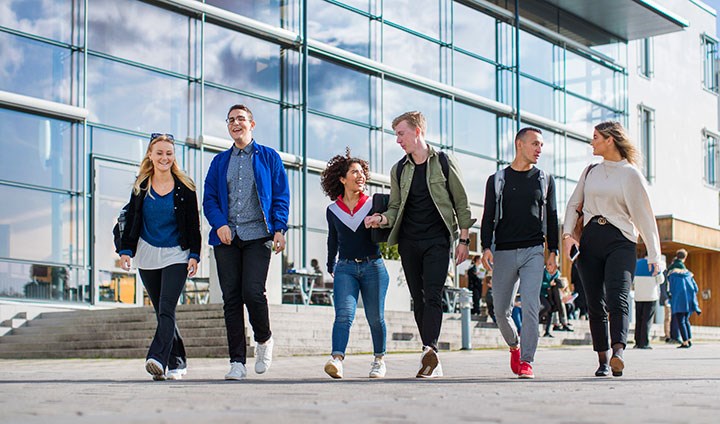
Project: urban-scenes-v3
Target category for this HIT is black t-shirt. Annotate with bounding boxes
[480,166,558,251]
[399,160,449,241]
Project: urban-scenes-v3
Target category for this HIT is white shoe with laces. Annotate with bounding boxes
[369,358,386,378]
[225,362,247,380]
[255,337,274,374]
[145,358,165,381]
[166,368,187,380]
[324,357,343,379]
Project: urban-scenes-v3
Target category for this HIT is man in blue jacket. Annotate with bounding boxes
[203,104,290,380]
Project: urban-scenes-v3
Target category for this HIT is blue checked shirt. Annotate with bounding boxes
[226,142,270,241]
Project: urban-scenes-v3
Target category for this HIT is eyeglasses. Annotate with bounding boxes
[150,133,175,141]
[225,116,251,125]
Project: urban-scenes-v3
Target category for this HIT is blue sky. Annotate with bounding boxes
[703,0,720,35]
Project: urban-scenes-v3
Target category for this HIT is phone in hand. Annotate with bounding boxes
[570,244,580,261]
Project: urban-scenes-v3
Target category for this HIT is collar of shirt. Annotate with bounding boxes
[335,193,370,216]
[232,140,255,156]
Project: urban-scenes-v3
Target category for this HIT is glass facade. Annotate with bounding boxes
[0,0,627,305]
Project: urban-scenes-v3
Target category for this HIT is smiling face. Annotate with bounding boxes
[339,161,366,194]
[591,129,611,157]
[226,108,255,144]
[148,140,175,173]
[394,120,423,155]
[516,130,544,165]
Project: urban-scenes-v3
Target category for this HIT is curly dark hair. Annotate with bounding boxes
[320,148,371,201]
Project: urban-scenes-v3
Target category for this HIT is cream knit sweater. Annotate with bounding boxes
[563,159,661,263]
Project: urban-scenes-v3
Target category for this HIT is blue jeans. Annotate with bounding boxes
[674,312,692,342]
[512,306,522,335]
[331,258,389,357]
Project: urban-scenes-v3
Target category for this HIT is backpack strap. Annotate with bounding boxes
[539,169,549,235]
[438,151,455,208]
[493,167,506,232]
[395,157,406,183]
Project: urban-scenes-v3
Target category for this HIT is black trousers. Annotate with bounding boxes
[577,220,637,352]
[139,263,188,370]
[214,236,273,364]
[398,236,451,351]
[572,262,588,318]
[469,284,482,314]
[634,301,656,347]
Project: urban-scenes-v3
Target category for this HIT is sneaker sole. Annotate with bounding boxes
[146,360,165,381]
[417,349,439,378]
[518,373,535,379]
[324,363,343,379]
[610,356,624,377]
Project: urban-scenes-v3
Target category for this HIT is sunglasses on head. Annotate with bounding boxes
[150,133,175,141]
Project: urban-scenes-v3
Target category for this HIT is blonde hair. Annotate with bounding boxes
[392,111,426,135]
[133,134,196,195]
[594,121,641,166]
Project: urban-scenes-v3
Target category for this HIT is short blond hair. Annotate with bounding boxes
[392,111,426,135]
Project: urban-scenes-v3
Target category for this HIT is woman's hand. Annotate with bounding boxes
[120,255,131,271]
[563,236,579,261]
[187,258,198,277]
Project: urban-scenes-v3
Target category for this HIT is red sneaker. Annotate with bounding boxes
[518,361,534,379]
[510,347,521,375]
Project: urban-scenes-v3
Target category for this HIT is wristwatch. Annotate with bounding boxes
[458,238,471,246]
[275,229,286,236]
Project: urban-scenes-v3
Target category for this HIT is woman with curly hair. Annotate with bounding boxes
[321,149,389,379]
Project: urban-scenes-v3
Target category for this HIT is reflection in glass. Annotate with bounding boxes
[566,137,594,181]
[566,51,619,108]
[520,76,559,120]
[307,114,369,162]
[519,30,555,82]
[0,0,74,43]
[87,57,191,139]
[308,0,372,57]
[204,23,281,99]
[383,80,442,142]
[0,185,78,265]
[0,31,74,104]
[305,173,327,231]
[204,0,289,28]
[0,109,74,190]
[452,153,496,207]
[383,0,440,40]
[381,132,403,176]
[454,103,496,157]
[566,95,620,136]
[309,57,371,123]
[453,2,495,59]
[383,25,439,81]
[453,52,496,100]
[0,261,88,303]
[203,87,280,151]
[88,0,192,75]
[91,127,147,164]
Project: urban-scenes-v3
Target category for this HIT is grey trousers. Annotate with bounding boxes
[491,245,545,363]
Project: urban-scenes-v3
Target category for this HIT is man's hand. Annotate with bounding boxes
[455,243,469,265]
[481,249,493,271]
[217,225,232,245]
[273,231,286,254]
[187,258,198,277]
[120,255,131,271]
[364,213,384,228]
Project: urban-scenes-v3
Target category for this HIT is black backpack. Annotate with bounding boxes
[370,151,453,244]
[112,203,130,254]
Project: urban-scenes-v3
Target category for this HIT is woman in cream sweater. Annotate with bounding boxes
[562,121,661,378]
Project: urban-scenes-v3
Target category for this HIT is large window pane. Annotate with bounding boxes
[0,185,79,265]
[87,57,191,138]
[0,109,74,191]
[88,0,192,75]
[453,2,495,60]
[0,0,74,44]
[204,23,281,99]
[454,103,496,157]
[0,261,88,303]
[205,0,287,28]
[520,30,555,82]
[308,58,371,123]
[203,87,280,150]
[383,25,439,81]
[305,172,327,231]
[566,51,619,108]
[454,52,495,100]
[452,153,496,207]
[307,114,369,162]
[0,31,74,104]
[383,81,442,142]
[566,137,593,181]
[566,95,620,136]
[308,0,372,58]
[383,0,440,40]
[90,127,146,164]
[520,76,559,120]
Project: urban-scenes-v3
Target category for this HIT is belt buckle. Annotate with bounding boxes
[354,258,363,263]
[597,217,607,225]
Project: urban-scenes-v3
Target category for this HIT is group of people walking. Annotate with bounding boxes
[117,104,677,381]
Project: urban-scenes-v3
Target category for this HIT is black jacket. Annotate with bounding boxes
[119,175,201,258]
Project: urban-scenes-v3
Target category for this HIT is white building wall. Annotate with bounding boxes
[627,0,720,228]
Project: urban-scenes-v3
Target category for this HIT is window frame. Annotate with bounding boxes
[638,104,655,183]
[638,37,653,79]
[703,129,720,190]
[702,34,718,93]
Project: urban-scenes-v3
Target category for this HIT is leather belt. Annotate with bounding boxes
[590,216,608,225]
[350,254,382,263]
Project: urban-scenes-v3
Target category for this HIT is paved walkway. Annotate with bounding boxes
[0,343,718,423]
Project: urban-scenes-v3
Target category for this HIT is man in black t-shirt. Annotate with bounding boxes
[480,127,559,379]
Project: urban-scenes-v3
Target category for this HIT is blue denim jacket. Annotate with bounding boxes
[203,140,290,246]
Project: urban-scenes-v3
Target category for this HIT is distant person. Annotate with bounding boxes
[666,249,689,343]
[571,262,588,320]
[484,275,496,323]
[118,133,201,381]
[467,255,485,315]
[667,251,702,349]
[540,258,573,338]
[633,256,660,349]
[511,293,522,335]
[562,121,661,378]
[321,150,389,379]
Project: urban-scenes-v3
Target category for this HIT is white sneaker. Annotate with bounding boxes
[255,337,274,374]
[369,358,386,378]
[166,368,187,380]
[145,358,165,381]
[225,362,247,380]
[324,357,343,379]
[417,346,440,378]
